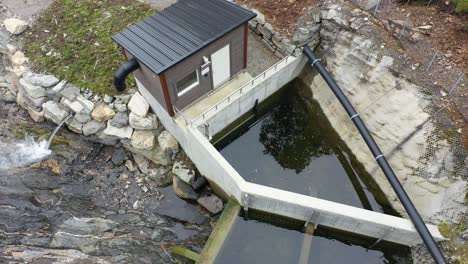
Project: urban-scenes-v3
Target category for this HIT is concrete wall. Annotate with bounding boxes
[192,54,307,136]
[137,79,445,247]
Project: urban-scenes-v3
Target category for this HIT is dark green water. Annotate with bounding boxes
[217,79,394,214]
[214,210,412,264]
[214,79,412,263]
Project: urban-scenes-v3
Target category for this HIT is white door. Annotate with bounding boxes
[211,44,230,88]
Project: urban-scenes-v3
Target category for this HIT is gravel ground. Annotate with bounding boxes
[247,30,280,76]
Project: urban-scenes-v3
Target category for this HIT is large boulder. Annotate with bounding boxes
[92,104,115,122]
[128,92,149,117]
[172,160,195,184]
[129,112,158,130]
[43,101,70,124]
[24,73,59,87]
[101,121,133,139]
[158,131,179,154]
[130,130,155,150]
[19,78,46,98]
[4,18,28,35]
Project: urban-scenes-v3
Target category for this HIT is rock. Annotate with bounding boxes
[28,108,45,123]
[43,101,70,124]
[461,229,468,240]
[131,130,155,150]
[4,18,29,35]
[101,121,133,139]
[417,25,432,30]
[103,94,113,103]
[173,175,198,200]
[19,78,46,98]
[51,80,67,94]
[11,51,27,66]
[75,95,95,113]
[126,145,171,166]
[17,88,47,110]
[259,23,274,40]
[112,148,127,165]
[251,9,265,25]
[83,120,106,136]
[172,160,196,184]
[158,131,179,154]
[129,112,158,130]
[110,112,129,128]
[197,195,223,215]
[75,112,92,123]
[125,160,139,172]
[128,92,149,117]
[3,90,16,103]
[24,73,59,87]
[114,94,132,104]
[59,217,115,235]
[66,118,83,134]
[114,103,127,112]
[92,104,115,122]
[132,154,151,174]
[60,84,80,100]
[62,98,84,114]
[154,172,173,187]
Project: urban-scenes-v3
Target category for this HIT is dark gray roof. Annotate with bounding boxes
[112,0,256,75]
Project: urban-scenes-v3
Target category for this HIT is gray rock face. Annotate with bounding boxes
[172,161,196,184]
[66,118,83,134]
[59,217,116,235]
[4,18,29,35]
[75,112,92,123]
[43,101,70,124]
[62,98,84,114]
[131,130,155,150]
[173,175,198,200]
[83,120,106,136]
[24,73,59,87]
[128,92,149,117]
[101,122,133,139]
[60,84,80,100]
[75,95,95,113]
[114,103,127,112]
[158,131,179,154]
[197,195,223,215]
[129,112,158,130]
[127,145,171,166]
[19,78,46,98]
[18,89,47,110]
[110,112,129,128]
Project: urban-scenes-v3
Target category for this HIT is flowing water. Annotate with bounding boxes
[0,115,71,170]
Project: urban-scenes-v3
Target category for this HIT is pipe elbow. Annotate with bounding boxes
[114,58,140,92]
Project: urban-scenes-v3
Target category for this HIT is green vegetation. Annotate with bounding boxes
[439,221,468,263]
[455,0,468,12]
[24,0,154,94]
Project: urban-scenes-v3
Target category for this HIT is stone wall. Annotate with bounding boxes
[300,2,467,224]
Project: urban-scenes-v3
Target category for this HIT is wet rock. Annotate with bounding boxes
[19,78,46,98]
[50,231,100,254]
[110,112,129,128]
[197,195,223,215]
[128,92,149,117]
[66,117,83,134]
[158,187,205,224]
[43,101,70,124]
[112,148,127,165]
[24,73,59,87]
[154,172,173,187]
[3,246,112,263]
[11,51,27,66]
[59,84,80,100]
[131,130,155,150]
[102,121,133,139]
[92,104,115,122]
[158,131,179,155]
[172,160,195,184]
[173,175,198,200]
[4,18,29,35]
[129,112,158,130]
[127,145,171,166]
[59,217,116,235]
[83,120,106,136]
[125,160,139,172]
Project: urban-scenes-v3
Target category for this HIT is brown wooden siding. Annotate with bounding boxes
[164,24,247,110]
[125,52,169,113]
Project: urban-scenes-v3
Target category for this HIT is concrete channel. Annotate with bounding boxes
[135,53,445,256]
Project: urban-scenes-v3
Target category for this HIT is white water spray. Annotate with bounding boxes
[0,116,72,170]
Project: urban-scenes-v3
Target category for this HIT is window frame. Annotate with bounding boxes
[176,70,200,97]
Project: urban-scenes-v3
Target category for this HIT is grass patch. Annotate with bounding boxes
[24,0,155,95]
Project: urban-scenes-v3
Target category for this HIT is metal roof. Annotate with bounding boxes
[112,0,256,75]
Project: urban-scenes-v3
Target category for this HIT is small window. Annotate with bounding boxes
[176,71,199,96]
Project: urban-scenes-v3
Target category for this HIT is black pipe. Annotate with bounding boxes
[303,46,447,264]
[114,58,140,92]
